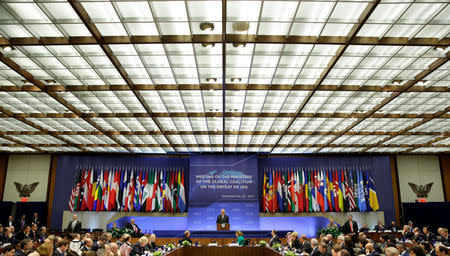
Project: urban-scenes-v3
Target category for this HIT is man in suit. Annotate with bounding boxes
[67,214,82,234]
[130,236,148,256]
[16,225,31,241]
[365,243,380,256]
[435,245,448,256]
[80,238,93,251]
[30,224,39,240]
[269,230,281,246]
[439,228,449,246]
[31,213,40,227]
[92,234,108,252]
[342,215,359,235]
[17,214,27,231]
[326,219,338,229]
[388,221,399,232]
[126,219,142,238]
[374,221,385,232]
[52,239,69,256]
[401,225,414,241]
[318,242,331,256]
[422,226,436,242]
[397,243,409,256]
[309,239,321,256]
[360,224,370,233]
[216,209,229,225]
[299,234,313,254]
[6,215,15,228]
[15,239,32,256]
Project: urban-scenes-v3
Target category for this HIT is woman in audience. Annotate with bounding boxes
[289,232,300,250]
[36,242,53,256]
[235,231,245,246]
[119,234,132,256]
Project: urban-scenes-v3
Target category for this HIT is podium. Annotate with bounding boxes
[216,223,230,231]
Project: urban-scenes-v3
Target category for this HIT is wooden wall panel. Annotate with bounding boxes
[390,155,401,225]
[46,155,58,228]
[439,155,450,202]
[0,154,8,200]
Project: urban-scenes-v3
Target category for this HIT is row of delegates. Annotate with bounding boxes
[4,213,42,231]
[0,224,48,245]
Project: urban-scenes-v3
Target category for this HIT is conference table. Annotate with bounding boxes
[166,246,282,256]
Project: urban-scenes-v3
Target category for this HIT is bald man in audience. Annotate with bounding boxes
[365,243,380,256]
[386,247,400,256]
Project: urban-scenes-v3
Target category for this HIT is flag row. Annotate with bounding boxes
[262,169,379,213]
[68,167,187,213]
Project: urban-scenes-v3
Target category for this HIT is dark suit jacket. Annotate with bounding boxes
[17,219,27,231]
[311,247,321,256]
[178,237,192,245]
[126,223,142,236]
[291,239,301,249]
[368,250,380,256]
[423,232,436,242]
[30,230,39,240]
[32,217,40,226]
[360,227,369,233]
[300,241,312,254]
[15,250,26,256]
[374,225,385,232]
[269,235,281,246]
[67,220,82,233]
[388,225,399,232]
[145,242,158,252]
[130,242,145,256]
[52,249,65,256]
[216,214,229,224]
[16,231,30,241]
[402,231,414,241]
[342,220,359,234]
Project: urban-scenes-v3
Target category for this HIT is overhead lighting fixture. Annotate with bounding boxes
[206,77,217,82]
[392,80,402,86]
[232,22,250,32]
[199,22,215,31]
[231,78,242,82]
[233,43,246,48]
[417,80,426,86]
[45,80,56,85]
[434,46,446,52]
[202,42,215,48]
[1,46,14,52]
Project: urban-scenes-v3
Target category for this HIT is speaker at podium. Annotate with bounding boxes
[217,223,230,231]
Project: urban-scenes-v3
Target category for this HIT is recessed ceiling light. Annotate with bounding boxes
[392,80,402,86]
[232,22,250,32]
[417,80,426,86]
[434,46,446,52]
[206,77,217,82]
[202,42,215,48]
[2,46,14,52]
[233,43,246,48]
[199,22,215,31]
[45,80,56,85]
[231,78,242,82]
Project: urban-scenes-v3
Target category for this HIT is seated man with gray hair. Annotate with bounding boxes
[130,236,148,256]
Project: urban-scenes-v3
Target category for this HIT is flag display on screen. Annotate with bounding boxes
[68,167,186,212]
[261,168,379,213]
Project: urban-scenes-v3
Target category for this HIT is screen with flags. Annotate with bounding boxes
[260,168,379,213]
[67,167,187,213]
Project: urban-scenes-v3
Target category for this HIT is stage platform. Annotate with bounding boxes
[153,230,290,238]
[62,211,384,238]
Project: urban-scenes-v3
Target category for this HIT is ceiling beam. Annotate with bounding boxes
[68,0,177,152]
[1,84,448,93]
[404,134,450,153]
[1,111,448,119]
[0,53,130,152]
[362,106,450,152]
[0,143,446,149]
[270,0,382,153]
[0,105,85,152]
[0,133,43,152]
[0,130,446,137]
[1,36,449,46]
[316,51,450,153]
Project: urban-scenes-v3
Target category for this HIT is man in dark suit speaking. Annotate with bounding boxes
[67,214,82,234]
[216,209,229,224]
[342,215,359,235]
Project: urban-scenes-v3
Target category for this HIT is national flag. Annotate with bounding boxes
[326,171,333,211]
[276,171,284,212]
[94,171,103,212]
[172,171,178,212]
[68,171,81,211]
[285,171,292,212]
[357,170,367,212]
[337,171,344,212]
[150,170,158,211]
[87,169,94,211]
[262,170,267,212]
[272,170,278,212]
[307,171,313,212]
[347,171,356,211]
[299,170,305,212]
[268,170,274,213]
[121,170,128,211]
[368,171,379,211]
[143,171,151,211]
[293,170,300,213]
[165,172,173,212]
[289,170,295,212]
[157,170,163,212]
[80,169,89,210]
[134,171,142,212]
[322,170,328,212]
[310,171,318,211]
[363,171,370,210]
[178,170,186,212]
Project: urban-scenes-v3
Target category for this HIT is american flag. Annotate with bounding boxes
[68,171,80,211]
